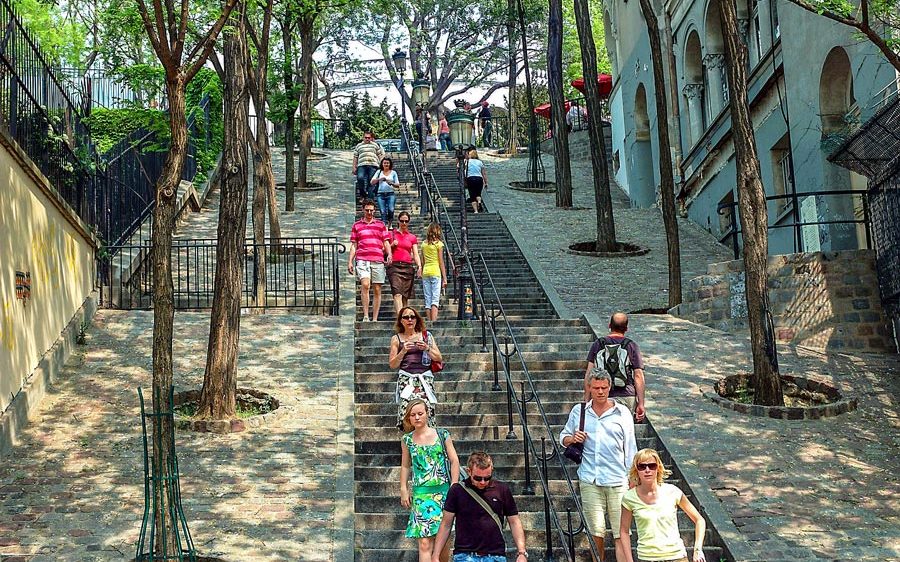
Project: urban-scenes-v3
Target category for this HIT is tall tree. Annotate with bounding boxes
[197,0,250,419]
[296,5,319,190]
[246,0,282,308]
[134,0,236,552]
[637,0,682,306]
[573,0,617,251]
[506,0,519,154]
[783,0,900,72]
[274,5,300,210]
[719,0,783,405]
[548,0,573,207]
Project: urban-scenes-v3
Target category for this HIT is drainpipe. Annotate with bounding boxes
[663,7,685,206]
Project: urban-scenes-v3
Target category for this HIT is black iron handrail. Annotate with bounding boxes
[717,188,872,259]
[404,138,601,561]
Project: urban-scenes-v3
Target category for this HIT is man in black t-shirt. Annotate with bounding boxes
[431,452,528,562]
[478,101,493,147]
[583,312,646,422]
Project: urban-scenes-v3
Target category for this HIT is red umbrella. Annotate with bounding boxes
[571,74,613,97]
[534,100,573,119]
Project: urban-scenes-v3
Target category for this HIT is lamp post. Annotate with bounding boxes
[391,48,410,149]
[412,77,431,152]
[447,107,476,320]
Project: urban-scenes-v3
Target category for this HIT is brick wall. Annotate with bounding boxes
[669,250,896,352]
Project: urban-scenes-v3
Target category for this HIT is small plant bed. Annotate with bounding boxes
[275,181,328,191]
[629,307,670,314]
[136,556,228,562]
[567,241,650,257]
[173,388,281,433]
[488,148,528,158]
[508,180,556,193]
[705,373,857,419]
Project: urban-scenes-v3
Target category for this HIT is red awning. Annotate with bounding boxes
[534,100,573,119]
[571,74,613,97]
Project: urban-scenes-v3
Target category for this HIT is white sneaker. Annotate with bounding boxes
[363,316,371,322]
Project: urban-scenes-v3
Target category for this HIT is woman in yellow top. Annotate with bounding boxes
[420,222,447,321]
[619,449,707,562]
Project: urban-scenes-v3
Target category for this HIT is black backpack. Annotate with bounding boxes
[594,337,633,389]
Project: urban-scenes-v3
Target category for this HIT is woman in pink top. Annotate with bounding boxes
[388,211,423,315]
[438,114,451,151]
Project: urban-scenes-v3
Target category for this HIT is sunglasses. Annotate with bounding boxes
[637,462,658,471]
[401,315,417,320]
[398,219,410,223]
[364,208,375,212]
[471,474,493,482]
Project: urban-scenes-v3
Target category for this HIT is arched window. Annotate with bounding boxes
[682,30,705,147]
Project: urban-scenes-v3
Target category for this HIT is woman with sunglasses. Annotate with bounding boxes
[400,398,458,562]
[619,449,707,562]
[371,157,400,229]
[390,307,444,429]
[388,211,423,315]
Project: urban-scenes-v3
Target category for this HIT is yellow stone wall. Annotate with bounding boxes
[0,145,95,412]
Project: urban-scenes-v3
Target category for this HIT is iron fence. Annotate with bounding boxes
[98,237,346,313]
[717,189,872,259]
[869,172,900,315]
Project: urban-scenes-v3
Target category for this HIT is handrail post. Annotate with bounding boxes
[542,438,554,562]
[491,308,501,391]
[480,300,488,352]
[521,383,534,495]
[566,508,575,560]
[504,336,516,439]
[862,192,872,249]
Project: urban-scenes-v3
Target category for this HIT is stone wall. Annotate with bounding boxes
[539,125,612,161]
[669,250,896,352]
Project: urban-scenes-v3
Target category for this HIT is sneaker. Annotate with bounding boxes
[363,316,370,322]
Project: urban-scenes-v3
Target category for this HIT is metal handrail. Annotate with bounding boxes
[404,139,601,561]
[717,188,872,259]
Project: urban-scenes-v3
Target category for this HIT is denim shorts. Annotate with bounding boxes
[452,554,506,562]
[422,276,442,308]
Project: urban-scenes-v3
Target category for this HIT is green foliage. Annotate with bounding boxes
[562,0,612,99]
[328,92,401,148]
[11,0,88,67]
[85,108,167,153]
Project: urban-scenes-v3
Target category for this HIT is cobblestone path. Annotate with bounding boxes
[0,149,357,561]
[485,153,900,561]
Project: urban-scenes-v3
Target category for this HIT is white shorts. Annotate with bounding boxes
[356,260,386,284]
[422,276,442,308]
[581,482,628,539]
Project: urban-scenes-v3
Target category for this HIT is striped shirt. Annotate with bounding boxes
[350,219,389,262]
[353,141,385,168]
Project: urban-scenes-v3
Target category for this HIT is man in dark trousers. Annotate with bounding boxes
[478,101,493,147]
[583,312,646,422]
[431,451,528,562]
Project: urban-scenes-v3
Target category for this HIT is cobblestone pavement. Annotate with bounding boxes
[0,149,357,561]
[484,155,734,318]
[483,154,900,561]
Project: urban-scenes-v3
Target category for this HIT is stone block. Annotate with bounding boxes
[854,285,873,297]
[834,286,854,298]
[868,337,887,349]
[857,325,874,336]
[852,299,871,310]
[697,287,714,299]
[777,328,796,340]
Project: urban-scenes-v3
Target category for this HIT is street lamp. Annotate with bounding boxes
[446,107,476,320]
[391,49,410,148]
[412,77,431,150]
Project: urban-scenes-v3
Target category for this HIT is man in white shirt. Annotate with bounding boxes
[560,370,637,562]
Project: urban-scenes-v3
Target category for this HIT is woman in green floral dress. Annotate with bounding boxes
[400,398,459,562]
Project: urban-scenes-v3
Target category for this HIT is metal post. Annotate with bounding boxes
[521,382,534,495]
[542,438,554,562]
[456,145,475,320]
[480,300,488,352]
[566,508,575,560]
[491,309,501,391]
[504,337,516,439]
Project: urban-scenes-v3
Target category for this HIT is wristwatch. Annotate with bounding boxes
[517,552,528,559]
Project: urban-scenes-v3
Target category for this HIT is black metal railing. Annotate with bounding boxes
[98,237,346,313]
[406,134,601,561]
[0,0,97,227]
[717,189,872,259]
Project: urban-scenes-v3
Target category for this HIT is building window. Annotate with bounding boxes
[773,0,780,38]
[718,190,736,235]
[721,66,730,105]
[771,134,795,213]
[751,0,763,63]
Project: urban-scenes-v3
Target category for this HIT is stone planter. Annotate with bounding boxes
[566,241,650,258]
[173,388,282,433]
[704,373,857,420]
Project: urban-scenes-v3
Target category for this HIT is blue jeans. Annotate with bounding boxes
[357,165,378,199]
[377,192,396,225]
[452,554,506,562]
[439,132,451,151]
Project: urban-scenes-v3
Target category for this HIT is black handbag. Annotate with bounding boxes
[563,403,587,464]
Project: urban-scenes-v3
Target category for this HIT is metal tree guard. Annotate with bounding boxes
[136,386,196,562]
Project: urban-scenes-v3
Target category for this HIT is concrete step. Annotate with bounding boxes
[355,545,724,562]
[354,358,585,374]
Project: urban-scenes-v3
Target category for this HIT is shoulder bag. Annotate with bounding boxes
[563,402,587,464]
[460,482,505,532]
[421,331,444,372]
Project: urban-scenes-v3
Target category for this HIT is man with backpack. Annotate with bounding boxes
[583,312,646,422]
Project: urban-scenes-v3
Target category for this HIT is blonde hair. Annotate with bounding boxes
[401,398,429,433]
[425,222,443,244]
[468,148,479,159]
[628,448,672,486]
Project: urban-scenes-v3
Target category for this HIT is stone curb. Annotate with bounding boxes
[482,186,573,319]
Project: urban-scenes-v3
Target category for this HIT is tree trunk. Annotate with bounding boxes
[506,0,518,154]
[282,21,297,211]
[150,76,188,556]
[548,0,573,208]
[297,19,316,190]
[638,0,683,307]
[720,0,783,406]
[197,1,250,419]
[250,122,268,309]
[573,0,616,252]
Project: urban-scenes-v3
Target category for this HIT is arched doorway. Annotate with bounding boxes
[818,46,865,250]
[682,31,705,147]
[703,0,728,119]
[628,84,656,207]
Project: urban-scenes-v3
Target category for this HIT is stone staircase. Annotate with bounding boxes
[353,153,730,561]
